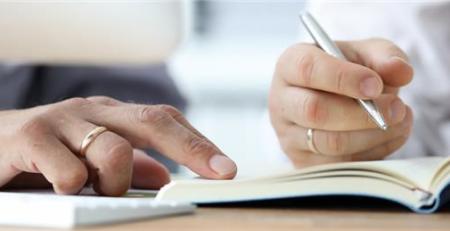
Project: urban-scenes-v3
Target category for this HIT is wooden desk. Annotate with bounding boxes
[1,206,450,231]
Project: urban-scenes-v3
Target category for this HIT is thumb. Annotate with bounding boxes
[131,149,170,189]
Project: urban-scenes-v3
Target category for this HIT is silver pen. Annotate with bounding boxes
[300,12,388,131]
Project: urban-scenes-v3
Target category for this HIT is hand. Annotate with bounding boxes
[0,97,237,196]
[269,38,414,168]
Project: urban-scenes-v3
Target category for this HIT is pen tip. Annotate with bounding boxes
[381,124,388,131]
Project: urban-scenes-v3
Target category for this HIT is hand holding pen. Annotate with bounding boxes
[269,12,414,168]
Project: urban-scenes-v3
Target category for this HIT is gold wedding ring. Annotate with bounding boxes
[80,126,108,157]
[306,128,319,154]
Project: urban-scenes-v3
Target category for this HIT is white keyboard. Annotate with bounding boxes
[0,190,195,228]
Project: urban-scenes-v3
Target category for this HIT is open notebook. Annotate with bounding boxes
[156,157,450,213]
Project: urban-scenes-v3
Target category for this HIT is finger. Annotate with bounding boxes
[87,96,123,106]
[86,98,204,186]
[55,118,134,196]
[277,43,383,99]
[276,86,406,131]
[279,106,412,156]
[12,131,88,194]
[83,96,227,180]
[349,135,409,162]
[288,135,409,169]
[154,105,208,139]
[80,103,237,180]
[383,85,399,94]
[87,97,207,139]
[131,149,170,189]
[337,38,414,87]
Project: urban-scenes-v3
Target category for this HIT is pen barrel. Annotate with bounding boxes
[357,99,388,130]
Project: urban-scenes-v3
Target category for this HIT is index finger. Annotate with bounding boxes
[277,43,384,99]
[83,102,237,180]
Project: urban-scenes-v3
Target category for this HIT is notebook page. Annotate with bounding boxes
[338,157,446,190]
[215,157,448,190]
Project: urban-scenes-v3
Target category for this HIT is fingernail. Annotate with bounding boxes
[390,56,410,66]
[390,56,414,71]
[360,77,381,98]
[389,99,405,122]
[209,155,237,176]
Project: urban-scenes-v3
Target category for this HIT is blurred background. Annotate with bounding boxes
[169,0,306,175]
[0,0,307,177]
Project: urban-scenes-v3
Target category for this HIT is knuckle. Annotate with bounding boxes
[270,118,286,139]
[61,97,91,108]
[135,106,171,127]
[274,54,285,74]
[54,165,88,194]
[300,93,327,126]
[156,104,182,118]
[86,96,118,106]
[275,43,314,77]
[290,43,314,54]
[272,125,295,155]
[276,43,303,69]
[278,136,296,156]
[334,65,347,93]
[296,52,316,87]
[181,137,216,165]
[268,85,284,117]
[325,132,349,155]
[19,116,51,138]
